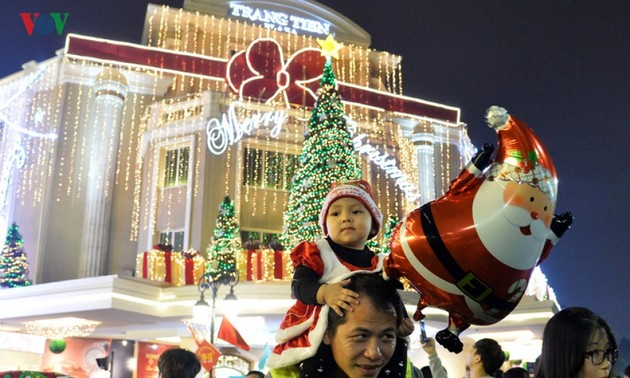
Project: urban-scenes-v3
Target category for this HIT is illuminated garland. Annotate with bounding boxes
[24,317,100,339]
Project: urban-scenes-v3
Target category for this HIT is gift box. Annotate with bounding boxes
[238,248,291,281]
[136,249,205,286]
[171,250,205,286]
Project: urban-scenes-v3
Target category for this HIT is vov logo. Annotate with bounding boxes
[20,13,70,36]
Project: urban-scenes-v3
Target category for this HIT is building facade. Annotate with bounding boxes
[0,1,557,376]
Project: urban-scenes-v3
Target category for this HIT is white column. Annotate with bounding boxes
[396,119,437,205]
[79,68,128,277]
[410,134,436,204]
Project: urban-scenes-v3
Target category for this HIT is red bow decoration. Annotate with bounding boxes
[152,243,173,252]
[226,38,327,107]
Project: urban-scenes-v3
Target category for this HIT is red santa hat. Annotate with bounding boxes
[319,180,383,239]
[486,106,558,201]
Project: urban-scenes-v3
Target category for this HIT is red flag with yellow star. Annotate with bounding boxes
[217,317,250,351]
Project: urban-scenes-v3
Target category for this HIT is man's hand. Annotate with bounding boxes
[421,337,438,357]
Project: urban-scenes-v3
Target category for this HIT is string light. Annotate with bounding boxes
[24,317,100,339]
[0,4,467,270]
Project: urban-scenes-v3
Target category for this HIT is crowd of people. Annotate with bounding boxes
[156,180,624,378]
[158,298,625,378]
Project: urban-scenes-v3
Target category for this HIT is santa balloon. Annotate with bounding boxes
[385,106,573,353]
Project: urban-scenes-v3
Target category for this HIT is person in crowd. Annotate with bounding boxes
[268,180,414,376]
[421,337,448,378]
[465,338,505,378]
[157,348,201,378]
[420,366,434,378]
[245,370,265,378]
[270,272,421,377]
[535,307,618,378]
[502,367,529,378]
[624,364,630,378]
[420,336,502,378]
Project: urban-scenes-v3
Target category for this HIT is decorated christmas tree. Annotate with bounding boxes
[281,36,362,250]
[0,222,32,288]
[206,196,241,274]
[367,215,400,255]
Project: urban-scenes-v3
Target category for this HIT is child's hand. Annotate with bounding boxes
[318,279,359,316]
[398,317,415,337]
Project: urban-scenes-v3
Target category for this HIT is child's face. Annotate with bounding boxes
[326,197,373,250]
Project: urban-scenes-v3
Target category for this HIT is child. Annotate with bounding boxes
[267,180,414,375]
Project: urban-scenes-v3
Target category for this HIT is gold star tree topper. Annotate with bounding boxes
[317,34,343,60]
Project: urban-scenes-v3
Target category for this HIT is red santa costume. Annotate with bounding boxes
[267,180,384,368]
[385,106,572,353]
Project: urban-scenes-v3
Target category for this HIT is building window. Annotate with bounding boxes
[159,231,184,251]
[163,146,190,188]
[242,147,298,190]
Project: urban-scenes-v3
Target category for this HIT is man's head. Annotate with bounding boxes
[157,348,201,378]
[245,370,265,378]
[465,338,504,377]
[623,364,630,378]
[323,272,404,378]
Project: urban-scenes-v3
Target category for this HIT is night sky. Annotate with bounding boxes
[1,0,628,346]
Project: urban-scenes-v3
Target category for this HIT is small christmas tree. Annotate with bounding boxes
[0,222,32,288]
[207,196,241,274]
[367,215,400,255]
[281,36,362,250]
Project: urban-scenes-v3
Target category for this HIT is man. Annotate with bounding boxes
[421,337,448,378]
[464,338,504,378]
[246,370,265,378]
[270,272,419,377]
[157,348,201,378]
[421,336,503,378]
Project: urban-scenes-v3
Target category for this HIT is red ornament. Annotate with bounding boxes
[152,243,173,252]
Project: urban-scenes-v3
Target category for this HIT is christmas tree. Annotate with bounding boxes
[281,36,362,250]
[367,215,400,255]
[0,222,32,288]
[206,196,241,274]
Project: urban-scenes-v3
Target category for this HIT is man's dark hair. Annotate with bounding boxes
[157,348,201,378]
[246,370,265,378]
[327,272,404,334]
[474,338,505,375]
[503,367,529,378]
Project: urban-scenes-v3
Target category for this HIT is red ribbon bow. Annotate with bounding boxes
[226,38,327,107]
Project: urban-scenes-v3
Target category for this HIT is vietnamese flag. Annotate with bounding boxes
[217,317,250,351]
